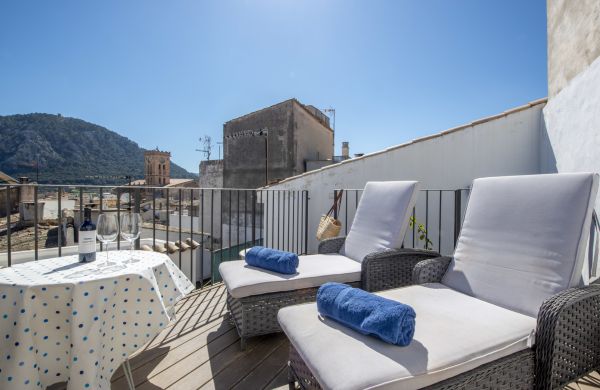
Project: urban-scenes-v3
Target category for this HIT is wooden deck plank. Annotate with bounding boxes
[200,334,286,390]
[265,365,293,390]
[109,285,599,390]
[230,339,290,390]
[130,325,239,389]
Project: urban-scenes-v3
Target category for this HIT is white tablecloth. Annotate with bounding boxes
[0,251,194,390]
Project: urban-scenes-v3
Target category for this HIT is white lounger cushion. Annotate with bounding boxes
[219,254,361,299]
[278,283,536,390]
[442,173,598,317]
[341,181,419,262]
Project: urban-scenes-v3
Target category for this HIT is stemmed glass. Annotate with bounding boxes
[97,213,121,270]
[121,213,142,263]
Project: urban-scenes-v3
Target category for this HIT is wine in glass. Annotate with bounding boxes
[97,213,120,270]
[121,213,142,263]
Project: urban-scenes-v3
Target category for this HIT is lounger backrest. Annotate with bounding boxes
[341,181,419,262]
[442,173,598,317]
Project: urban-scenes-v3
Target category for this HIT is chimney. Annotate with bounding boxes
[341,142,350,159]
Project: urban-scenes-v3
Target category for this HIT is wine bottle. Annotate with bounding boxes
[78,207,97,262]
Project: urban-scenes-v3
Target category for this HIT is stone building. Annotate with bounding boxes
[145,149,171,186]
[223,99,334,189]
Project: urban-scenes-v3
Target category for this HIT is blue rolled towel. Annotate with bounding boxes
[245,246,299,274]
[317,282,416,346]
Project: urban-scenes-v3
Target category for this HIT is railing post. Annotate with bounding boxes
[34,185,39,260]
[251,191,256,243]
[135,188,141,250]
[454,189,462,248]
[333,190,338,219]
[58,187,63,256]
[304,190,309,254]
[5,185,11,267]
[116,187,121,250]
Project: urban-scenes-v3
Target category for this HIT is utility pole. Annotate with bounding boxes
[322,108,336,158]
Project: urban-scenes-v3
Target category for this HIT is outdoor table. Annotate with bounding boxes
[0,250,194,390]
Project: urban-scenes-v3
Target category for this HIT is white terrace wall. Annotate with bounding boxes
[542,0,600,211]
[268,100,547,254]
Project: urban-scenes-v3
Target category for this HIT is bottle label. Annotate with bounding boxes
[78,231,97,262]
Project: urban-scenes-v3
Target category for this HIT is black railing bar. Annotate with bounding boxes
[438,191,442,252]
[152,190,156,249]
[332,188,469,192]
[344,190,348,235]
[237,190,240,249]
[304,191,309,254]
[34,185,39,260]
[200,188,205,289]
[454,189,462,248]
[412,207,416,248]
[58,187,63,256]
[165,188,169,246]
[210,189,214,284]
[98,188,103,252]
[0,183,309,192]
[220,190,224,281]
[277,190,281,250]
[296,191,299,254]
[135,188,141,250]
[264,190,268,248]
[287,192,291,252]
[116,188,121,250]
[333,189,339,219]
[244,190,248,251]
[270,191,274,248]
[178,189,182,268]
[425,190,429,246]
[189,188,194,284]
[78,186,83,223]
[228,190,232,260]
[6,185,11,267]
[251,190,256,245]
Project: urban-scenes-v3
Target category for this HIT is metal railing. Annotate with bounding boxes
[333,188,470,255]
[0,184,309,287]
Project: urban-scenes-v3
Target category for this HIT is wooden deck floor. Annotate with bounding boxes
[110,284,289,390]
[108,284,600,390]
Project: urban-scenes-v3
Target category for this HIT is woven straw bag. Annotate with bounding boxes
[316,190,343,241]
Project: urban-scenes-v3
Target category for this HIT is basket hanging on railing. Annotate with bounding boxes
[316,190,344,241]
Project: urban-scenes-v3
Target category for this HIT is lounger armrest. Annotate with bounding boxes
[412,256,452,284]
[534,283,600,390]
[317,237,346,254]
[361,249,440,292]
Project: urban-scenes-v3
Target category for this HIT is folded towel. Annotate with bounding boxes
[245,246,299,274]
[317,282,416,346]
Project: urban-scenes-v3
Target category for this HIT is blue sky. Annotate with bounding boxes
[0,0,547,173]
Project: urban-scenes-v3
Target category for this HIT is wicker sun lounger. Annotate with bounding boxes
[280,173,600,390]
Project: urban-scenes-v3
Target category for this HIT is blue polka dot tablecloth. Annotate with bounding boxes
[0,250,194,390]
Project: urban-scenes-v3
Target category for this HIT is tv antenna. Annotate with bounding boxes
[196,136,212,160]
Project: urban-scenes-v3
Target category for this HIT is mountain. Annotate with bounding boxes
[0,113,197,185]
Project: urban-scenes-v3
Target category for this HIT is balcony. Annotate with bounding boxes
[1,183,598,390]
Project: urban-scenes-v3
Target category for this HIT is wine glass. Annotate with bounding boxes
[121,213,142,263]
[97,213,120,269]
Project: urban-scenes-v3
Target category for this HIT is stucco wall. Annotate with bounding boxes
[269,101,546,253]
[543,56,600,210]
[293,102,333,176]
[547,0,600,97]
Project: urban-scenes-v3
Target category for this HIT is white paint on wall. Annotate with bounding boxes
[543,55,600,210]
